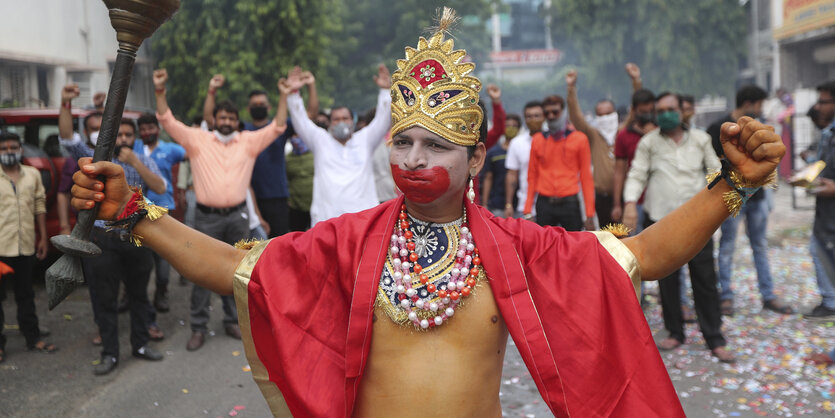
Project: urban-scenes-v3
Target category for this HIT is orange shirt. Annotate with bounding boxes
[524,131,595,217]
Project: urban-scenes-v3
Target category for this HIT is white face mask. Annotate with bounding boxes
[213,130,238,144]
[88,131,100,146]
[591,112,619,146]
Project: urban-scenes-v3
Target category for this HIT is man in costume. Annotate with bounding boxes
[68,9,784,416]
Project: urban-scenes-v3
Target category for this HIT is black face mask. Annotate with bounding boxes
[142,133,158,145]
[250,105,268,121]
[636,112,655,125]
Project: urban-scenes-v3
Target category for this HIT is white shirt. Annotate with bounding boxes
[288,89,391,225]
[505,129,533,213]
[624,128,720,221]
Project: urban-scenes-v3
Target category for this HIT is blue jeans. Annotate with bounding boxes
[250,225,268,240]
[811,235,835,309]
[717,198,775,302]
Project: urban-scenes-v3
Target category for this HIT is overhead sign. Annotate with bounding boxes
[774,0,835,40]
[489,49,561,65]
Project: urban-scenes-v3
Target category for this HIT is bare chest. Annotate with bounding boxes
[354,281,509,417]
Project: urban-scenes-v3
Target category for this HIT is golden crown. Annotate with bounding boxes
[390,8,483,147]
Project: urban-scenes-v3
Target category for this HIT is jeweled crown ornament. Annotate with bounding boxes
[390,7,483,147]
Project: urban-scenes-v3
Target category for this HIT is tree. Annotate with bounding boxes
[548,0,746,107]
[331,0,492,113]
[149,0,491,120]
[150,0,343,121]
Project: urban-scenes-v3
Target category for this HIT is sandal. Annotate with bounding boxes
[805,352,834,366]
[763,299,795,315]
[720,299,734,316]
[711,346,736,363]
[148,325,164,341]
[657,338,682,351]
[28,340,58,353]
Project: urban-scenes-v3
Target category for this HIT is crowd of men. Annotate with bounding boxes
[1,62,834,370]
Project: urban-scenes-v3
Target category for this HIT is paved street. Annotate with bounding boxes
[1,184,833,417]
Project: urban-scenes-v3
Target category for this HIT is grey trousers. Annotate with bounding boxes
[190,207,249,332]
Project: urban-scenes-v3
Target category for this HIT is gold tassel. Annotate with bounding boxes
[723,190,744,217]
[600,223,631,239]
[427,7,460,36]
[234,239,263,250]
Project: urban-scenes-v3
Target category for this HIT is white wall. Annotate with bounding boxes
[0,0,154,109]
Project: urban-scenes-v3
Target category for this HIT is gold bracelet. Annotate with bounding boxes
[706,167,777,216]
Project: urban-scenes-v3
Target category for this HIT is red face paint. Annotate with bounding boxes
[391,165,451,204]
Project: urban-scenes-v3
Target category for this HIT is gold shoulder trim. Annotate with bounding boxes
[232,239,292,417]
[589,231,641,302]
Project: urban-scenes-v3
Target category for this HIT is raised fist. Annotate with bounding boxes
[284,67,306,93]
[565,70,577,87]
[625,63,641,80]
[300,71,315,86]
[487,84,501,101]
[720,117,785,184]
[153,69,168,90]
[62,84,80,104]
[374,64,391,90]
[209,74,225,90]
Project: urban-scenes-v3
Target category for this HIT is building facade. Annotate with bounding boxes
[0,0,154,110]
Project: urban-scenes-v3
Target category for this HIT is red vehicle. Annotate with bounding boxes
[0,107,142,258]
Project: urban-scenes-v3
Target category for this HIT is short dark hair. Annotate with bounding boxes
[119,118,136,133]
[191,116,204,126]
[632,89,655,107]
[137,112,158,127]
[735,85,767,108]
[0,131,21,144]
[317,111,330,121]
[596,99,615,110]
[542,95,565,109]
[656,91,682,108]
[248,89,269,99]
[84,111,103,132]
[679,94,694,106]
[359,108,376,125]
[506,114,522,126]
[524,101,543,112]
[331,106,354,119]
[817,81,835,98]
[213,100,239,119]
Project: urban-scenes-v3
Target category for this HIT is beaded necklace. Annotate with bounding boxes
[377,204,482,330]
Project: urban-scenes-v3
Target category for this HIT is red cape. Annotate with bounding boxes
[236,196,683,417]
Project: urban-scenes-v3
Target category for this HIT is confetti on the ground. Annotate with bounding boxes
[498,203,835,416]
[182,388,189,394]
[233,405,246,411]
[242,365,251,372]
[232,351,240,357]
[63,314,72,321]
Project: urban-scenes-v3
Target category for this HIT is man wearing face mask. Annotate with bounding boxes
[612,88,656,224]
[480,114,521,216]
[565,70,616,228]
[707,86,793,316]
[134,113,186,314]
[0,131,57,363]
[524,95,595,231]
[59,113,167,374]
[285,64,392,225]
[623,92,733,362]
[504,101,545,218]
[152,68,288,351]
